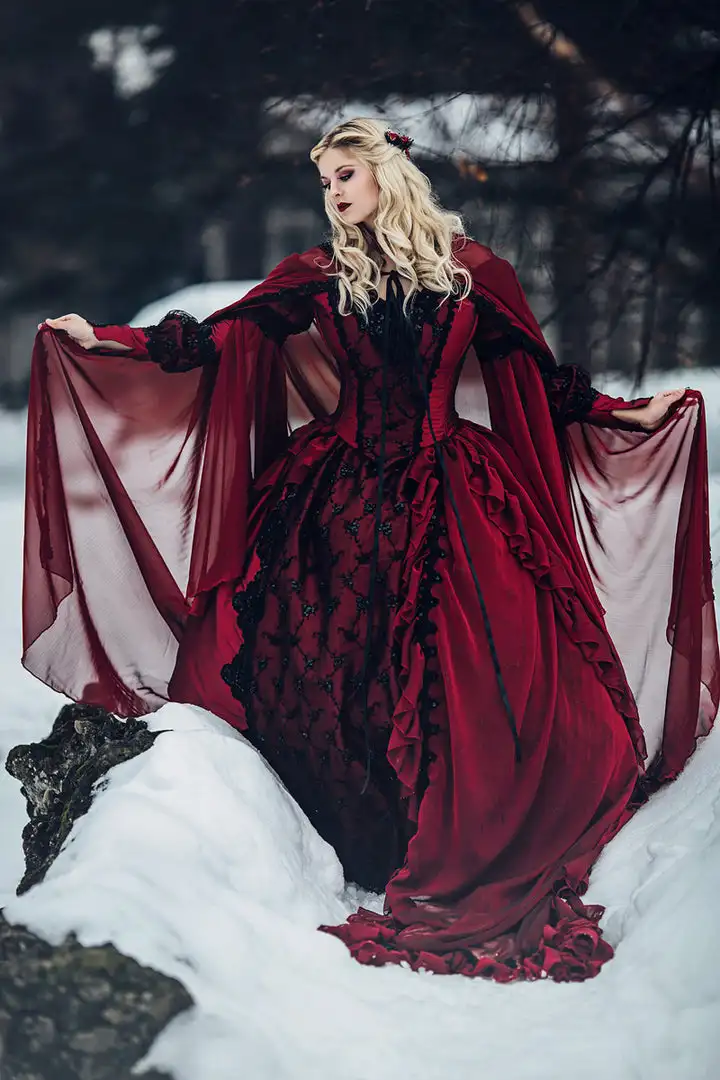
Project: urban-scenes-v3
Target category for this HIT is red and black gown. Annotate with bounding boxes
[22,238,719,982]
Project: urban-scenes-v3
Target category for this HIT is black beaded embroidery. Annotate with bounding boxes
[412,502,448,800]
[220,450,415,890]
[143,310,219,372]
[325,276,459,462]
[541,364,600,425]
[362,289,444,355]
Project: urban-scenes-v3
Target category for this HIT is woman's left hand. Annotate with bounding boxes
[636,388,687,430]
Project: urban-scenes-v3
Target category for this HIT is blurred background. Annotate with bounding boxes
[0,0,718,407]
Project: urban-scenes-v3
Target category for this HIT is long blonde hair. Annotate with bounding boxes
[309,117,473,318]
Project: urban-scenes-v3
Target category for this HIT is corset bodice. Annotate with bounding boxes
[314,276,478,460]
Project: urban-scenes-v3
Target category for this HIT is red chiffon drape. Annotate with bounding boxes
[464,247,719,785]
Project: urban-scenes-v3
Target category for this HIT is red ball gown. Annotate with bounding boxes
[23,238,719,981]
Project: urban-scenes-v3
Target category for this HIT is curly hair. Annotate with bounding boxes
[310,117,473,318]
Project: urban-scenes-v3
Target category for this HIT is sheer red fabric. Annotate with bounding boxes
[23,250,337,711]
[566,394,717,782]
[454,371,718,785]
[22,239,719,983]
[459,244,718,787]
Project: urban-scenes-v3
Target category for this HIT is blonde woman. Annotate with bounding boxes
[26,118,717,982]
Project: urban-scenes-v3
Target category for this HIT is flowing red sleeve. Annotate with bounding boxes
[22,249,339,716]
[457,238,718,784]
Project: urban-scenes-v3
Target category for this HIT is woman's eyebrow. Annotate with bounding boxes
[319,164,355,181]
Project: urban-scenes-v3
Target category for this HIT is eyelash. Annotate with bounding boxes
[322,171,353,190]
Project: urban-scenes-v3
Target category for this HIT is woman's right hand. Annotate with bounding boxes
[39,314,99,349]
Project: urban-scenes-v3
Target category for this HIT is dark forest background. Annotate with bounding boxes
[0,0,718,400]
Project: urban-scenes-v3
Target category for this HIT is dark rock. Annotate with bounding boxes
[0,911,190,1079]
[1,707,190,1075]
[5,703,161,895]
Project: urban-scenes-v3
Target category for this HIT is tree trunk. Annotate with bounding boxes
[550,76,595,368]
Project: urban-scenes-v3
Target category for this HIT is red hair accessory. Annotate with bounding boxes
[384,130,414,158]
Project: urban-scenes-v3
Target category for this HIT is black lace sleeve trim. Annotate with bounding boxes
[469,290,600,423]
[205,279,330,345]
[144,310,219,373]
[541,364,600,425]
[469,291,555,374]
[140,277,331,370]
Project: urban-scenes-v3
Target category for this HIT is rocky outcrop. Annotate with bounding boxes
[0,911,190,1080]
[2,704,189,1079]
[5,703,160,895]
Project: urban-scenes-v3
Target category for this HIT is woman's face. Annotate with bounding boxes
[317,148,379,228]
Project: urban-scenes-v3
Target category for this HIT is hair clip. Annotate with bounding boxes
[384,130,414,158]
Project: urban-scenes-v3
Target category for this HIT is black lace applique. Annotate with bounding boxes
[208,279,330,329]
[144,310,219,373]
[542,364,600,425]
[326,276,457,461]
[362,289,443,352]
[236,282,329,345]
[469,291,555,375]
[219,452,414,890]
[242,306,303,346]
[426,293,459,385]
[412,502,449,799]
[469,291,600,424]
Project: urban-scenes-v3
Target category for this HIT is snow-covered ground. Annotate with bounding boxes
[1,376,720,1079]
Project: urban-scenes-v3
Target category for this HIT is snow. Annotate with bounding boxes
[131,281,261,326]
[1,376,720,1079]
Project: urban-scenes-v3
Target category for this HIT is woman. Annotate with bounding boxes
[24,118,718,982]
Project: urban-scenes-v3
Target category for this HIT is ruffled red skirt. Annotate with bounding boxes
[169,418,642,982]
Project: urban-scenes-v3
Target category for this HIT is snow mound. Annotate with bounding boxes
[3,701,719,1080]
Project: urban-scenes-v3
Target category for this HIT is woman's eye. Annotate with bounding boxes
[321,170,353,191]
